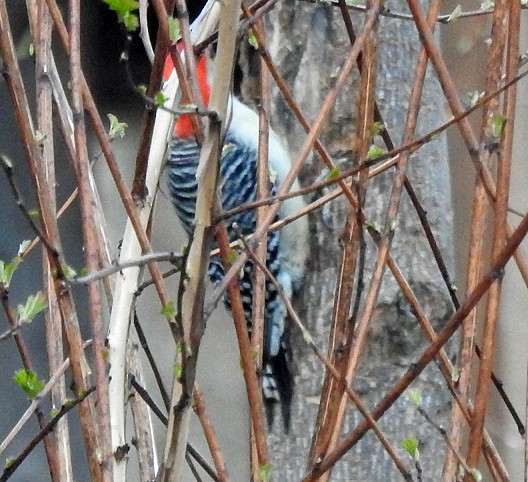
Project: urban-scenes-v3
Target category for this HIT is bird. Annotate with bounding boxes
[163,44,308,430]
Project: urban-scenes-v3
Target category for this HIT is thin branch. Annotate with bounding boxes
[127,342,157,481]
[161,2,253,480]
[304,202,528,479]
[32,0,74,474]
[465,0,519,475]
[0,155,58,260]
[70,252,183,285]
[0,340,92,456]
[139,0,154,64]
[235,228,413,481]
[205,2,383,321]
[133,312,171,410]
[193,386,230,482]
[0,387,96,481]
[0,291,59,481]
[129,375,168,426]
[0,5,101,477]
[185,452,204,482]
[217,68,528,226]
[186,444,220,482]
[129,377,221,482]
[298,0,528,24]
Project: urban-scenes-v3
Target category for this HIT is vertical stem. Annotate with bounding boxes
[465,0,519,475]
[162,2,246,479]
[32,0,73,478]
[193,386,230,482]
[0,3,101,479]
[69,0,111,478]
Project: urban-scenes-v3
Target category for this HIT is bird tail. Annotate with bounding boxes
[262,343,294,432]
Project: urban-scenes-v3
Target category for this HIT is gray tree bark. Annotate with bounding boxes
[251,1,455,480]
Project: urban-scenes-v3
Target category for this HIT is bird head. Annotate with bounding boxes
[163,52,210,139]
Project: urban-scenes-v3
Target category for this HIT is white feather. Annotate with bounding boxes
[228,97,309,287]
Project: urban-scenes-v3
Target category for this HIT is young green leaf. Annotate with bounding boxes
[258,463,273,482]
[468,90,483,107]
[154,91,169,107]
[327,166,341,181]
[17,292,46,322]
[61,264,77,279]
[0,259,20,288]
[228,249,238,265]
[402,436,420,460]
[447,5,462,22]
[13,369,45,399]
[480,0,494,11]
[248,29,259,49]
[407,389,422,405]
[101,0,139,31]
[161,301,176,318]
[490,113,506,138]
[467,468,483,481]
[122,11,139,31]
[107,113,128,138]
[168,16,180,41]
[370,121,385,138]
[34,130,47,146]
[367,144,386,160]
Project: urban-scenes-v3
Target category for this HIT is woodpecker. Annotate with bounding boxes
[164,50,308,428]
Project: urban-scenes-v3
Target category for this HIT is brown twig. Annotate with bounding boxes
[132,0,177,200]
[185,452,204,482]
[0,340,91,456]
[130,375,222,481]
[161,3,246,479]
[238,231,413,481]
[299,0,528,24]
[464,1,520,477]
[0,4,101,478]
[193,386,230,482]
[69,1,111,475]
[206,1,383,321]
[217,68,528,227]
[31,0,73,475]
[304,201,528,479]
[186,444,221,482]
[0,291,59,481]
[0,387,96,481]
[216,224,270,466]
[129,375,169,426]
[310,0,380,471]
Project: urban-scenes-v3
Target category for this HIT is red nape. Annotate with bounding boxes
[164,52,211,139]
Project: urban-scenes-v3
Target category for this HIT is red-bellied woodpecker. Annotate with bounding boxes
[164,52,308,429]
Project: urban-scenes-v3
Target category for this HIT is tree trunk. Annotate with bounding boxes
[260,1,454,479]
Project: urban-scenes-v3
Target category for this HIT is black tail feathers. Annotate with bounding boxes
[262,343,294,432]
